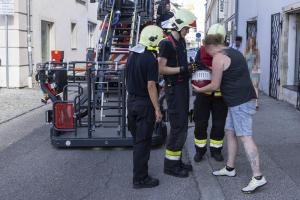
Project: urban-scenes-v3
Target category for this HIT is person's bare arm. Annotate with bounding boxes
[192,53,230,92]
[243,49,247,57]
[255,49,260,71]
[148,81,162,122]
[158,57,181,75]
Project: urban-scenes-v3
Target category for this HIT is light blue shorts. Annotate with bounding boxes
[225,100,256,136]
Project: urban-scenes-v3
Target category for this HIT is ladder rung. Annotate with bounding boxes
[110,52,129,54]
[114,35,130,38]
[114,27,131,30]
[103,100,122,103]
[101,106,123,109]
[102,114,122,117]
[111,47,129,51]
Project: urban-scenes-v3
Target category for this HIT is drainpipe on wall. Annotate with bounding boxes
[204,2,207,34]
[217,0,220,23]
[27,0,33,88]
[234,0,239,39]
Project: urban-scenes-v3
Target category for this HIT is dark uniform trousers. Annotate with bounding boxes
[127,96,155,182]
[164,80,189,168]
[193,93,228,156]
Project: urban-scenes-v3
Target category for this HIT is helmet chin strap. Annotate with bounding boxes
[179,31,184,39]
[171,31,181,40]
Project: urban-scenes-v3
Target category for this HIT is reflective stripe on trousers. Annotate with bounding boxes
[165,149,182,160]
[194,138,207,148]
[210,139,223,148]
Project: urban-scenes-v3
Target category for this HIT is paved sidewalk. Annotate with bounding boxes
[1,88,300,199]
[0,88,45,124]
[186,94,300,200]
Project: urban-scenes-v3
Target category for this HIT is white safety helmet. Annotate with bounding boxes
[207,23,226,38]
[172,9,197,31]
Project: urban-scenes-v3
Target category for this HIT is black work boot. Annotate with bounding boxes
[194,146,207,162]
[194,152,204,162]
[211,152,224,162]
[133,176,159,189]
[180,160,193,172]
[164,159,189,178]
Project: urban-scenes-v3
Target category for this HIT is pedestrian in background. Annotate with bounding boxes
[126,25,163,189]
[230,36,243,52]
[244,36,261,109]
[192,26,267,194]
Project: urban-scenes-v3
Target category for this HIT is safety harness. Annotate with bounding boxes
[165,34,186,84]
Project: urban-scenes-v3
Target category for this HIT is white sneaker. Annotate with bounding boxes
[242,176,267,193]
[212,166,236,177]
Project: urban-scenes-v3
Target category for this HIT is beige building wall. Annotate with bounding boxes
[0,0,99,88]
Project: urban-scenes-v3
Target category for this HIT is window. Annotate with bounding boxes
[76,0,87,5]
[71,23,77,50]
[88,22,97,48]
[41,20,54,62]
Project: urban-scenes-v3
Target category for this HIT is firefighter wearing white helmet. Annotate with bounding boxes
[158,9,196,178]
[126,25,163,189]
[207,23,226,38]
[192,23,228,163]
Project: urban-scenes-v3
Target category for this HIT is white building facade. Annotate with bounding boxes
[205,0,237,44]
[238,0,300,109]
[0,0,99,88]
[205,0,220,31]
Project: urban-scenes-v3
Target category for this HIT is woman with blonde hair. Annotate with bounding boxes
[244,36,260,109]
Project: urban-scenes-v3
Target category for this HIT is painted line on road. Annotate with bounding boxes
[0,104,47,125]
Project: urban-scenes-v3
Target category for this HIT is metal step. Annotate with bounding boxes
[113,35,130,39]
[111,47,129,51]
[114,27,131,31]
[101,106,123,109]
[102,114,122,117]
[112,44,130,48]
[110,51,129,55]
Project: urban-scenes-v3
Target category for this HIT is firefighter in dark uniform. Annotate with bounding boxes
[126,25,164,189]
[158,9,196,178]
[193,24,228,162]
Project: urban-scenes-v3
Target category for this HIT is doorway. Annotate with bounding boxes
[269,13,281,99]
[41,20,54,62]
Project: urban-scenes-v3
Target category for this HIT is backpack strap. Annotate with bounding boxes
[166,35,177,49]
[165,35,179,67]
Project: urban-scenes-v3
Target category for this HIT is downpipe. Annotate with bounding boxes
[27,0,34,88]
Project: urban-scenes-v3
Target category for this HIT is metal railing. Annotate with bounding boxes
[129,0,141,47]
[95,14,108,62]
[37,61,127,138]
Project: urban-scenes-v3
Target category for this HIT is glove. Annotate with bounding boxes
[179,66,189,74]
[192,63,207,72]
[191,63,198,73]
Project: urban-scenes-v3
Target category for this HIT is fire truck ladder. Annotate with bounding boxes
[38,0,166,148]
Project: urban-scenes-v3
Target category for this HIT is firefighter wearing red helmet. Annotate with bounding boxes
[193,23,228,162]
